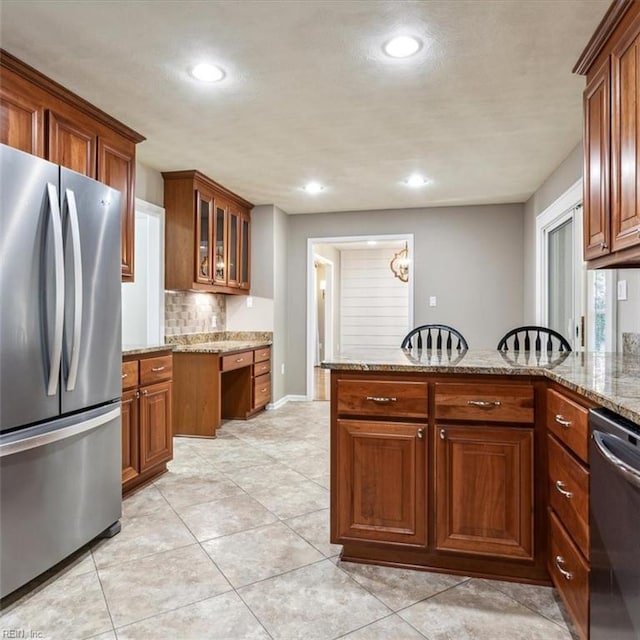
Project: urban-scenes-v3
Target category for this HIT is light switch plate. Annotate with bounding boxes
[617,280,628,301]
[429,296,437,307]
[247,296,254,308]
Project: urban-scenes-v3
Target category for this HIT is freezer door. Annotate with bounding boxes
[0,144,62,432]
[60,169,121,414]
[0,404,121,598]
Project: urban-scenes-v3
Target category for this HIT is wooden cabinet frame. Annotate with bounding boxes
[0,49,144,281]
[330,371,550,585]
[163,170,253,294]
[575,1,640,268]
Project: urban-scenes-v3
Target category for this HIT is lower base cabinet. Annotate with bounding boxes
[331,371,548,586]
[335,419,426,546]
[122,352,173,494]
[435,424,534,560]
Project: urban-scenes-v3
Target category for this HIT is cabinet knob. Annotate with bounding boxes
[439,428,446,440]
[417,428,424,439]
[142,389,148,396]
[600,241,608,250]
[136,391,140,399]
[554,414,572,429]
[554,480,573,499]
[366,396,397,403]
[555,556,573,581]
[467,400,501,408]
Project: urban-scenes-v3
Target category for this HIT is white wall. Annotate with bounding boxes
[340,248,409,349]
[226,296,274,331]
[121,201,164,346]
[617,269,640,350]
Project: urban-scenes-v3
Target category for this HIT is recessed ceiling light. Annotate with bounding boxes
[383,36,422,58]
[405,174,429,188]
[191,63,225,82]
[303,181,324,194]
[367,240,378,245]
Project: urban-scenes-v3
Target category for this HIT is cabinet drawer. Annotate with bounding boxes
[547,389,589,463]
[253,359,271,377]
[254,347,271,363]
[221,350,253,371]
[139,354,173,385]
[434,383,534,423]
[121,360,138,390]
[549,510,589,640]
[254,373,271,407]
[548,434,590,558]
[337,379,428,419]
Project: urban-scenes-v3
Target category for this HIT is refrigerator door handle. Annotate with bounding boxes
[65,189,83,391]
[46,182,65,397]
[0,406,120,458]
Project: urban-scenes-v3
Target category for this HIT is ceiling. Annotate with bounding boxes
[0,0,609,214]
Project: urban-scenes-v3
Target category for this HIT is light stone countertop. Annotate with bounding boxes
[322,348,640,425]
[122,344,174,356]
[172,340,272,354]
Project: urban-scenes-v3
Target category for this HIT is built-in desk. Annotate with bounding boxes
[171,341,272,438]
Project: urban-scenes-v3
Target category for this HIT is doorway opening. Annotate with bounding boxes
[306,234,414,400]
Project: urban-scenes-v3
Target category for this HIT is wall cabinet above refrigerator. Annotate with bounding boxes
[163,169,252,294]
[0,49,145,281]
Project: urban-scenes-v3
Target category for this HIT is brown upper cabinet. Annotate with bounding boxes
[163,170,253,294]
[575,0,640,267]
[0,50,145,281]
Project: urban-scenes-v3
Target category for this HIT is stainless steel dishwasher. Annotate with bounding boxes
[590,408,640,640]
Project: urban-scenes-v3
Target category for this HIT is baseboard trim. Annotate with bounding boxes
[266,394,309,411]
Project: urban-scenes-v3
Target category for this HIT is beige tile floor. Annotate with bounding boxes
[0,401,577,640]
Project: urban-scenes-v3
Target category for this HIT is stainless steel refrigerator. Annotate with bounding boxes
[0,143,122,598]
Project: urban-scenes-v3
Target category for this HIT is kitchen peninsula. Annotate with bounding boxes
[323,348,640,639]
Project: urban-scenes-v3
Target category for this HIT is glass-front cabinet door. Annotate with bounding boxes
[195,190,213,283]
[228,206,239,287]
[213,200,227,285]
[239,214,250,290]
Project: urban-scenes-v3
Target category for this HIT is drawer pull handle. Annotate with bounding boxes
[554,480,573,499]
[555,556,573,581]
[366,396,397,403]
[439,428,446,440]
[554,414,572,428]
[236,358,245,363]
[151,366,165,372]
[122,373,127,379]
[467,400,501,408]
[261,388,267,393]
[417,428,424,439]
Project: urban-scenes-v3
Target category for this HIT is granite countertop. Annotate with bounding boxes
[322,348,640,425]
[172,340,272,354]
[122,344,174,356]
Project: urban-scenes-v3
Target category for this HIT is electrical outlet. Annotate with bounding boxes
[246,296,253,308]
[281,363,285,375]
[210,316,217,328]
[617,280,628,301]
[429,296,437,307]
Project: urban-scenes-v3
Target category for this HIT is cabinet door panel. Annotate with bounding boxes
[97,135,136,281]
[611,23,640,252]
[195,190,213,283]
[140,381,172,471]
[435,425,534,560]
[121,389,140,484]
[583,60,611,260]
[335,419,426,546]
[227,206,240,287]
[47,110,96,177]
[213,200,228,285]
[0,91,44,156]
[239,213,250,290]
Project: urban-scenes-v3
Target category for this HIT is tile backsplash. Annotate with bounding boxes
[164,291,226,336]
